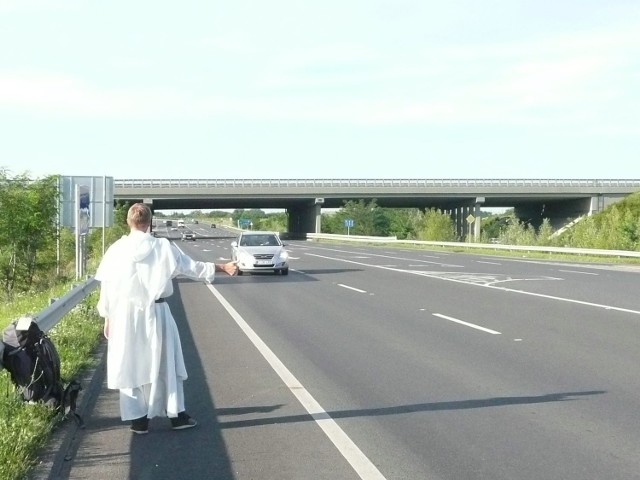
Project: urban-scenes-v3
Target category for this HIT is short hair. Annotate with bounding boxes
[127,203,152,228]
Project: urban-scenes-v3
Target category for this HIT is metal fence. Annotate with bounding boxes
[115,178,640,189]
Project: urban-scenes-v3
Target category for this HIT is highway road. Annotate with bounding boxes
[59,223,640,479]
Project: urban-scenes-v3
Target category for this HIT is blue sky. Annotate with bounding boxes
[1,1,639,181]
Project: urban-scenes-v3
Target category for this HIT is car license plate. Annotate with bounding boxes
[255,260,271,265]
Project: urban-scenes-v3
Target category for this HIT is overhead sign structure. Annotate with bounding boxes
[59,176,114,229]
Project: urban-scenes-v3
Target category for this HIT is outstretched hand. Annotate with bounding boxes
[219,261,239,276]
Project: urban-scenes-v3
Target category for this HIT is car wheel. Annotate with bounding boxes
[237,269,243,276]
[281,268,289,275]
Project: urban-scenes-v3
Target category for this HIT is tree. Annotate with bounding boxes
[0,171,59,295]
[387,208,422,240]
[338,199,388,236]
[535,218,555,246]
[417,209,456,241]
[259,212,288,232]
[231,209,267,229]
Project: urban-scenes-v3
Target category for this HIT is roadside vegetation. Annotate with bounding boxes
[1,169,638,479]
[317,195,640,252]
[0,170,129,479]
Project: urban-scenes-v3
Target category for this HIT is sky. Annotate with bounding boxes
[1,1,639,181]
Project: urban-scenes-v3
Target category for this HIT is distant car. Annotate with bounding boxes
[210,223,216,228]
[181,232,196,241]
[231,231,289,275]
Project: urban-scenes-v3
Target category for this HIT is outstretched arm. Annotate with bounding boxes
[171,244,237,280]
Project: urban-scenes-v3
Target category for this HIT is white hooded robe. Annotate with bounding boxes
[95,230,215,418]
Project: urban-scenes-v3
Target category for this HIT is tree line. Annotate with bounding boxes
[2,169,639,299]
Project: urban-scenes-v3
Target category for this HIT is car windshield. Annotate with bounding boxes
[239,234,279,246]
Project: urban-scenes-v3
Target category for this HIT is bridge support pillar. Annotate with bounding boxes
[462,206,470,240]
[474,197,485,242]
[286,203,318,238]
[315,204,322,233]
[452,207,465,240]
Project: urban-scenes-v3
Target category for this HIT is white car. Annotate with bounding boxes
[231,231,289,275]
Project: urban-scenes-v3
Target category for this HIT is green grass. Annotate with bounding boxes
[0,284,103,480]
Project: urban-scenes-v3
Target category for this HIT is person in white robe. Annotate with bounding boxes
[95,203,237,434]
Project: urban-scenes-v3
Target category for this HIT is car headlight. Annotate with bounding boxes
[279,249,289,261]
[238,252,254,263]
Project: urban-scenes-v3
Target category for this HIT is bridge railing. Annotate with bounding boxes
[114,178,640,189]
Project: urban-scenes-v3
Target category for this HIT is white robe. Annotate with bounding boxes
[95,230,215,417]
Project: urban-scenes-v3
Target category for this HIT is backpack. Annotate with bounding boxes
[1,318,83,427]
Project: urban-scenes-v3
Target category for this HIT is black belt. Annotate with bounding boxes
[155,298,166,303]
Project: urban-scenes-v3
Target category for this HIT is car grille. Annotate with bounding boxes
[254,254,274,260]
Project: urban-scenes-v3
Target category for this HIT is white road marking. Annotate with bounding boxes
[477,261,501,265]
[207,285,387,480]
[338,284,368,293]
[558,269,599,276]
[432,313,502,335]
[305,253,640,316]
[308,246,462,268]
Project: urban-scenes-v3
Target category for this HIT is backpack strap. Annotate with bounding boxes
[62,380,84,428]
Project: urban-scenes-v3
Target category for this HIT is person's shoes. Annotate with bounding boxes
[171,411,197,430]
[130,416,149,434]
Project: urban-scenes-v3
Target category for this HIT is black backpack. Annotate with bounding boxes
[1,319,83,426]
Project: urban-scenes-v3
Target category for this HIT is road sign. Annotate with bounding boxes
[466,214,475,224]
[344,219,354,235]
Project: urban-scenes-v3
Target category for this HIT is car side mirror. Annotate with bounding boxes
[231,241,238,247]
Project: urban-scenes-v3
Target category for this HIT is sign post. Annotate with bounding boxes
[466,214,475,243]
[344,219,354,235]
[59,176,114,280]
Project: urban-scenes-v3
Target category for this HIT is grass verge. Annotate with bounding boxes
[0,284,103,480]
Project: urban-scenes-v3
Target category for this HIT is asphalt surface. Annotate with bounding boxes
[29,234,640,480]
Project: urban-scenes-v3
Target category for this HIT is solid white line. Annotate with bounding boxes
[338,284,368,293]
[206,284,387,480]
[477,261,501,265]
[433,313,502,335]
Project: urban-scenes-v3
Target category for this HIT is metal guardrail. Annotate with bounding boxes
[33,278,99,333]
[115,178,640,189]
[306,234,640,259]
[0,278,99,370]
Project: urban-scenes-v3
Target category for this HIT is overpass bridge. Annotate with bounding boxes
[114,178,640,238]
